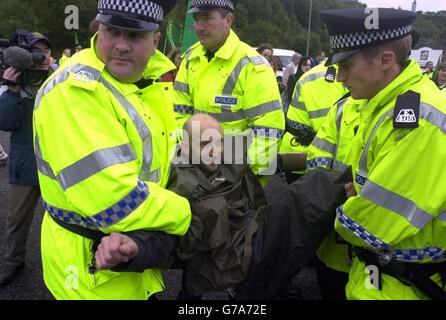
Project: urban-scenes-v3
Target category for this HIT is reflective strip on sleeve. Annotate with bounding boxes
[57,144,136,191]
[286,118,314,133]
[306,157,333,169]
[174,81,190,94]
[360,179,433,229]
[43,180,149,230]
[311,137,336,155]
[290,100,306,112]
[336,205,390,249]
[251,126,285,139]
[332,160,350,171]
[174,104,195,115]
[308,107,331,119]
[35,135,56,180]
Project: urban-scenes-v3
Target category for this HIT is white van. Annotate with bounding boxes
[273,48,297,81]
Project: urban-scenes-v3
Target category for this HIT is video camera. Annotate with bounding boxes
[0,29,50,87]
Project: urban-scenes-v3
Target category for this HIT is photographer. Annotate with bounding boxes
[0,31,53,286]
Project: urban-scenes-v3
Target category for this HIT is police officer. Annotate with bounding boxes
[321,7,446,300]
[173,0,285,178]
[34,0,191,299]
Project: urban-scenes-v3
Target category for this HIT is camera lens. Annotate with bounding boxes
[30,48,45,66]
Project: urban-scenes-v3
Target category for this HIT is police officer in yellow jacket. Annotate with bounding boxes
[173,0,285,177]
[321,8,446,300]
[33,0,191,300]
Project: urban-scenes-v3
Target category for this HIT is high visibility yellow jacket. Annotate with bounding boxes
[144,49,176,81]
[58,54,70,67]
[33,36,191,300]
[334,60,446,300]
[281,63,347,155]
[173,30,284,175]
[306,97,361,273]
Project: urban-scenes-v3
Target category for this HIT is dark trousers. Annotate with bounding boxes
[4,185,40,266]
[315,257,349,300]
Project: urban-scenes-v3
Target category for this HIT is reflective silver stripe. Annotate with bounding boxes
[148,168,161,183]
[174,81,190,94]
[333,160,349,171]
[222,57,250,95]
[358,110,393,180]
[298,71,327,86]
[420,102,446,135]
[35,135,56,179]
[43,180,149,230]
[99,78,154,182]
[308,107,331,119]
[290,100,306,112]
[35,64,101,110]
[335,99,347,133]
[438,211,446,221]
[57,144,136,191]
[185,49,193,69]
[311,137,336,155]
[360,179,433,229]
[197,100,282,123]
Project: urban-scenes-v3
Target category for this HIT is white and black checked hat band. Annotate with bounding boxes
[330,25,412,51]
[98,0,164,22]
[191,0,234,11]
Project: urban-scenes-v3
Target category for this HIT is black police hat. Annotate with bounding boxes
[96,0,177,32]
[320,8,416,65]
[188,0,235,14]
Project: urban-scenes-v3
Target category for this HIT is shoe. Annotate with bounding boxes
[0,264,24,286]
[0,156,7,166]
[279,283,302,300]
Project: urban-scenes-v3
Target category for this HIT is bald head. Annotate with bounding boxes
[184,114,222,137]
[182,114,223,176]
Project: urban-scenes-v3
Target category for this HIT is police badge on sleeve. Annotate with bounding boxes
[393,90,420,128]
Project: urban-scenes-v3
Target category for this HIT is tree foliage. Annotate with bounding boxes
[0,0,445,58]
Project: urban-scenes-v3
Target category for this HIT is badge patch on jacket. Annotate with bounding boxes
[393,90,420,128]
[325,66,336,83]
[215,96,238,106]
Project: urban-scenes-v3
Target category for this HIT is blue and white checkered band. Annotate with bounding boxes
[330,25,412,51]
[192,0,234,11]
[98,0,164,22]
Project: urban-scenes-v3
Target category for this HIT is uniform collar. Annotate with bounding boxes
[189,29,239,61]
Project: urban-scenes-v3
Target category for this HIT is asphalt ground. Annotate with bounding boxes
[0,130,320,300]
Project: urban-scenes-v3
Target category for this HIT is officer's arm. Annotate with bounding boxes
[285,81,316,146]
[173,55,194,129]
[335,119,446,249]
[33,82,191,236]
[305,104,339,171]
[243,64,285,175]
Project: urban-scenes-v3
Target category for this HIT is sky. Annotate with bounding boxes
[359,0,446,12]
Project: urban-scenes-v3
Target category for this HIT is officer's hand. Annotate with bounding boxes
[344,182,357,198]
[3,67,21,92]
[95,233,139,270]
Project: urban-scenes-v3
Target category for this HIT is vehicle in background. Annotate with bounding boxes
[273,48,297,83]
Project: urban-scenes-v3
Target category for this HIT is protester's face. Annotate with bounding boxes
[96,24,160,83]
[292,56,300,66]
[318,52,326,62]
[32,41,51,70]
[197,133,223,174]
[438,68,446,84]
[337,51,384,99]
[261,49,273,63]
[174,53,182,68]
[301,59,312,73]
[64,49,71,56]
[194,10,232,52]
[426,61,434,70]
